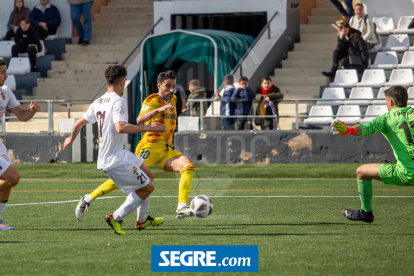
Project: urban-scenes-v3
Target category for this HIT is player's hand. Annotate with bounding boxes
[30,101,41,112]
[182,108,187,113]
[264,97,270,102]
[214,91,220,100]
[63,137,73,151]
[331,120,356,135]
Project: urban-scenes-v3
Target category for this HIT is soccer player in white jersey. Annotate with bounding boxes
[0,58,41,230]
[63,65,165,235]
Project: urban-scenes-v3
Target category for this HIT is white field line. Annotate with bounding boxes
[19,178,355,181]
[7,195,414,207]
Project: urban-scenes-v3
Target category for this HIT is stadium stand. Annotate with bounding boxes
[398,51,414,68]
[329,69,359,87]
[373,87,389,105]
[7,58,31,75]
[384,69,413,86]
[370,51,398,69]
[394,16,414,35]
[19,40,46,58]
[336,105,362,125]
[356,69,387,87]
[361,105,388,123]
[345,87,374,105]
[4,75,16,91]
[382,34,409,51]
[303,105,333,125]
[317,87,346,105]
[0,41,15,58]
[407,87,414,105]
[373,17,395,35]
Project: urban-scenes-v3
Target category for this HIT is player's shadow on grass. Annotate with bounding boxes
[173,222,350,227]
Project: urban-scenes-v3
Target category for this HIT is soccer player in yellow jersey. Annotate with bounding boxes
[76,70,195,227]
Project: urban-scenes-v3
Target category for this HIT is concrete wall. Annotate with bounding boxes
[174,131,396,164]
[365,0,414,26]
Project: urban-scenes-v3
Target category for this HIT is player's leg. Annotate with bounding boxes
[0,157,20,230]
[343,163,381,223]
[163,154,195,219]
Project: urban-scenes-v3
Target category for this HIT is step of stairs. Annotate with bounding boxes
[92,21,153,29]
[294,42,336,51]
[94,13,153,22]
[311,8,341,17]
[65,44,136,53]
[100,5,153,14]
[62,52,138,62]
[308,16,343,25]
[107,0,157,5]
[92,29,148,37]
[51,61,128,70]
[274,68,327,78]
[48,70,105,78]
[279,86,321,98]
[271,76,328,86]
[37,78,105,87]
[282,59,332,69]
[300,25,338,34]
[301,33,337,43]
[72,37,142,45]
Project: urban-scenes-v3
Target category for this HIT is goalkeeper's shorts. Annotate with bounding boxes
[379,163,414,186]
[135,141,182,172]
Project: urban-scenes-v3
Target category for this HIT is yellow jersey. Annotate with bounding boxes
[139,93,177,146]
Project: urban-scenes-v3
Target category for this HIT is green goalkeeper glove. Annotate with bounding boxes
[331,120,356,135]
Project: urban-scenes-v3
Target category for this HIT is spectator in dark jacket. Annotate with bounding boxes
[322,22,369,80]
[253,77,283,130]
[231,76,254,130]
[215,74,236,130]
[182,79,207,117]
[30,0,61,40]
[5,0,31,40]
[12,17,42,72]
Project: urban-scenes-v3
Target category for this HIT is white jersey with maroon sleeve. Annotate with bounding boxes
[83,92,130,170]
[0,85,21,156]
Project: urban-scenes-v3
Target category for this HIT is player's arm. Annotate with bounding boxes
[10,100,41,122]
[136,102,173,124]
[115,120,165,134]
[332,115,386,136]
[63,118,89,151]
[332,120,362,136]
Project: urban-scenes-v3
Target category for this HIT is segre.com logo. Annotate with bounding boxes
[151,245,258,272]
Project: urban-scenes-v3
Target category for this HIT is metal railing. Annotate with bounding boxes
[90,17,164,102]
[186,98,392,130]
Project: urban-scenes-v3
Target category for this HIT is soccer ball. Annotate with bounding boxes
[190,195,213,218]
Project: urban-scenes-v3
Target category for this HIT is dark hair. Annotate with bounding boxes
[340,22,351,30]
[384,85,408,107]
[189,79,200,87]
[0,59,6,67]
[354,3,364,9]
[157,70,176,84]
[13,0,27,26]
[224,74,234,84]
[239,76,249,82]
[21,16,30,24]
[261,76,272,83]
[105,65,127,86]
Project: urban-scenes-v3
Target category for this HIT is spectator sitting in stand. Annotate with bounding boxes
[12,17,42,72]
[253,77,283,130]
[30,0,61,40]
[5,0,31,40]
[181,79,207,117]
[215,74,236,130]
[231,76,254,130]
[348,3,377,50]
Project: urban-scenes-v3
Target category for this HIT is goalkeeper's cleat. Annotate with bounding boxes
[105,213,125,235]
[175,204,194,220]
[75,194,90,221]
[135,216,164,231]
[0,220,14,230]
[342,209,374,223]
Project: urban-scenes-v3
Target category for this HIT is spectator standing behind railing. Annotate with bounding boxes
[322,22,369,81]
[215,74,236,130]
[181,79,207,117]
[5,0,31,40]
[174,84,187,117]
[253,77,283,130]
[67,0,94,46]
[30,0,61,40]
[348,3,377,50]
[231,76,254,130]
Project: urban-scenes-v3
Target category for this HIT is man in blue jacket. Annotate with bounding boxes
[30,0,61,40]
[215,74,236,130]
[231,76,254,130]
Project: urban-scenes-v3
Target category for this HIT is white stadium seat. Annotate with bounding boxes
[382,34,410,52]
[6,57,30,75]
[356,69,386,87]
[345,87,374,105]
[361,105,388,124]
[373,17,395,35]
[373,87,389,105]
[370,51,398,69]
[384,69,413,86]
[398,51,414,68]
[317,87,346,106]
[394,16,414,34]
[336,105,362,125]
[329,69,359,88]
[19,40,45,58]
[407,87,414,105]
[4,75,16,90]
[0,41,15,58]
[304,105,334,125]
[45,29,59,40]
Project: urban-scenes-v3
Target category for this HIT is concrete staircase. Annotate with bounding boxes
[272,0,343,130]
[18,0,155,132]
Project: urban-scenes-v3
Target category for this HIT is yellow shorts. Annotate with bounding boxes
[135,141,183,172]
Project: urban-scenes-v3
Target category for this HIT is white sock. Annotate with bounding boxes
[113,192,144,221]
[84,194,93,204]
[177,202,187,211]
[137,195,150,223]
[0,200,8,220]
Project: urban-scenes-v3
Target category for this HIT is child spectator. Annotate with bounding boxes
[182,79,207,117]
[67,0,94,45]
[30,0,61,40]
[253,77,283,130]
[231,76,254,130]
[215,74,236,130]
[5,0,31,40]
[349,3,377,50]
[12,17,41,72]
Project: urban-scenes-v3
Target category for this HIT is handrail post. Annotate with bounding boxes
[48,100,54,133]
[295,100,299,130]
[200,100,204,131]
[67,102,71,118]
[2,113,5,133]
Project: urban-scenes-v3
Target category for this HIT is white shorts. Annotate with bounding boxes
[0,152,12,176]
[103,152,150,195]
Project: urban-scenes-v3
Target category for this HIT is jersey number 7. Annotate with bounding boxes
[399,121,414,145]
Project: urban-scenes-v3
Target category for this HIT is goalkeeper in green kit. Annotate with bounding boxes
[332,85,414,223]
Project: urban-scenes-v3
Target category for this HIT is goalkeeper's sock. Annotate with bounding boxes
[357,179,373,212]
[90,179,118,200]
[178,163,195,207]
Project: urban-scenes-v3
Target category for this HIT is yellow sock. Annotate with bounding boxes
[90,179,118,200]
[178,163,195,205]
